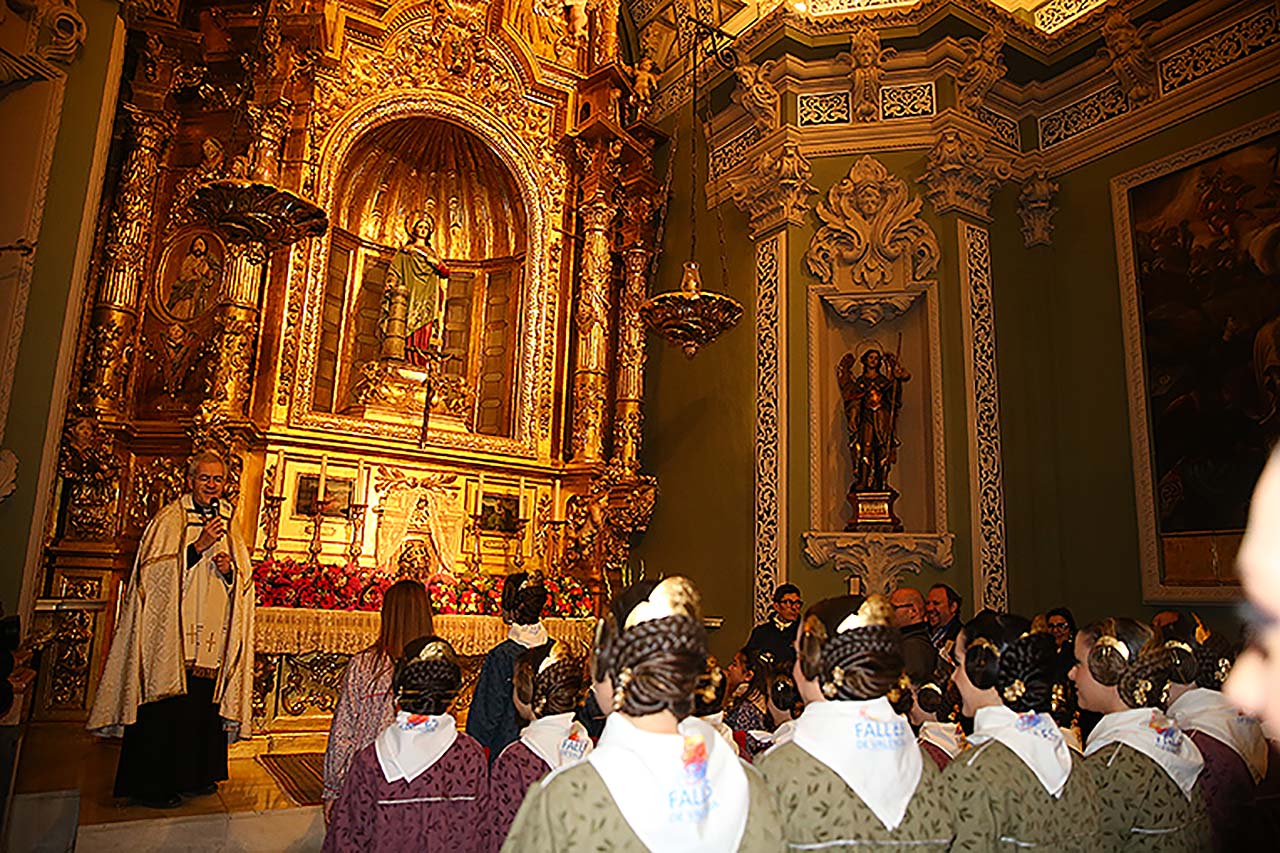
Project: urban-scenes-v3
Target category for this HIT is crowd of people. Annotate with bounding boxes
[314,557,1280,851]
[87,450,1280,850]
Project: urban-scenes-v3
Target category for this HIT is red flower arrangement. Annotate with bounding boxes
[254,558,595,617]
[253,557,391,612]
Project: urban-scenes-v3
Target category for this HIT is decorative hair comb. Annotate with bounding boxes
[1094,635,1130,660]
[624,576,701,629]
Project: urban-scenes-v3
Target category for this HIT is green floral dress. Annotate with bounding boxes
[499,759,785,852]
[1086,742,1212,851]
[942,739,1102,851]
[756,742,953,851]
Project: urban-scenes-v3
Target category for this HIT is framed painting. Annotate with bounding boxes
[1114,112,1280,602]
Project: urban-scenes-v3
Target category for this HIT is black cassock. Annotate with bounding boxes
[468,639,549,763]
[113,671,228,803]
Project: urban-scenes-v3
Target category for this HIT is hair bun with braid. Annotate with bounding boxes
[798,595,905,702]
[393,635,462,716]
[1084,617,1173,708]
[599,577,710,721]
[960,611,1056,713]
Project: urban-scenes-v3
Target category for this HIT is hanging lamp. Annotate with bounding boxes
[640,16,742,358]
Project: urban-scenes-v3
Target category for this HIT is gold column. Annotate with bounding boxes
[571,197,615,462]
[81,106,174,416]
[613,246,649,471]
[206,242,266,418]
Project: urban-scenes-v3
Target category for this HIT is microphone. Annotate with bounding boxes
[209,497,220,518]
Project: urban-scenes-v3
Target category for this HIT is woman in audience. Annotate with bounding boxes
[909,680,966,770]
[502,577,784,851]
[757,594,953,849]
[488,642,592,848]
[1071,616,1211,850]
[724,646,772,753]
[693,657,738,754]
[1162,612,1270,849]
[470,571,550,761]
[323,579,433,822]
[324,635,487,852]
[943,610,1101,850]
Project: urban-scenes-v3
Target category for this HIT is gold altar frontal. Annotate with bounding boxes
[251,608,595,736]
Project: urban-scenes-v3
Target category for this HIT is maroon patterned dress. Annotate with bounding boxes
[1189,730,1264,850]
[488,741,552,851]
[323,733,489,853]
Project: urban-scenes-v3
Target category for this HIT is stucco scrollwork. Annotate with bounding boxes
[1099,8,1159,107]
[918,128,1010,222]
[805,155,940,291]
[801,531,954,596]
[956,24,1006,114]
[731,60,779,132]
[1018,171,1059,248]
[841,26,894,123]
[728,142,817,239]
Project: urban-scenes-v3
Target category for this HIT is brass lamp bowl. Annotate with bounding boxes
[190,179,328,256]
[640,261,744,358]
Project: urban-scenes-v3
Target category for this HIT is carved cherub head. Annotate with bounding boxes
[854,182,886,218]
[850,28,884,69]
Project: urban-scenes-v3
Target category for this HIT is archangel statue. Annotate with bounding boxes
[838,347,910,495]
[381,211,451,368]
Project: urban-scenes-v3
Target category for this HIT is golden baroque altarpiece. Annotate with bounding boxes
[35,0,667,732]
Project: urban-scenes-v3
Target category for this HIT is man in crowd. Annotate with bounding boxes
[924,583,962,651]
[88,451,255,808]
[890,586,936,681]
[746,583,803,665]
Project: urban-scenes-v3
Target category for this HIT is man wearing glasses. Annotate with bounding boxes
[747,584,803,666]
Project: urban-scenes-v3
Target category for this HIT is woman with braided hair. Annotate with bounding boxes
[470,571,551,762]
[488,642,593,848]
[1070,616,1211,850]
[324,635,488,852]
[757,594,953,850]
[1161,612,1273,849]
[502,577,784,851]
[943,610,1101,850]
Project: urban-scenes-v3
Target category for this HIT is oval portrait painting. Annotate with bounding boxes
[156,231,224,322]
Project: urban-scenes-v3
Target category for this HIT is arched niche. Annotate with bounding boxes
[312,117,528,438]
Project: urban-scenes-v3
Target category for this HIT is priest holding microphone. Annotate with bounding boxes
[89,451,255,808]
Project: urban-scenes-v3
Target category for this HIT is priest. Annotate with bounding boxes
[88,451,255,808]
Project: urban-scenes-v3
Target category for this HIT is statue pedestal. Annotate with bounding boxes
[802,530,954,595]
[845,489,903,532]
[342,361,470,431]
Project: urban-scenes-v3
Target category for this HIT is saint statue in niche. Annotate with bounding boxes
[164,235,222,320]
[381,211,451,368]
[838,346,910,530]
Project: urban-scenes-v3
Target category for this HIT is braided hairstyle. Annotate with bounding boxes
[1080,616,1173,709]
[514,641,588,718]
[960,611,1058,714]
[797,595,904,702]
[1159,612,1236,690]
[392,635,462,716]
[503,571,548,626]
[594,577,709,720]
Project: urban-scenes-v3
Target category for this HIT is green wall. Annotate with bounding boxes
[639,80,1280,653]
[0,0,122,615]
[992,80,1280,636]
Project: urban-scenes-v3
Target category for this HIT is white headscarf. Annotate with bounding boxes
[519,712,593,770]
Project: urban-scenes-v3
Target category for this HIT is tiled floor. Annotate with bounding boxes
[14,722,301,825]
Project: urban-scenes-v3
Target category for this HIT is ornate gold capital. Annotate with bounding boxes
[728,142,817,240]
[1017,171,1059,248]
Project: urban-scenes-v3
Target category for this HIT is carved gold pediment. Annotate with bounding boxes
[804,155,939,291]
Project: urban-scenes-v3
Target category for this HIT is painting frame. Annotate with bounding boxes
[1113,111,1280,603]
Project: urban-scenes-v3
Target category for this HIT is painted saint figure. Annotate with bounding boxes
[166,236,221,320]
[838,348,910,493]
[383,213,451,368]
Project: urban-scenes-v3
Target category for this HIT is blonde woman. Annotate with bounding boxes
[322,580,434,821]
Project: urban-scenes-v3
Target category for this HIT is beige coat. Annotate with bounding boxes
[88,494,255,739]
